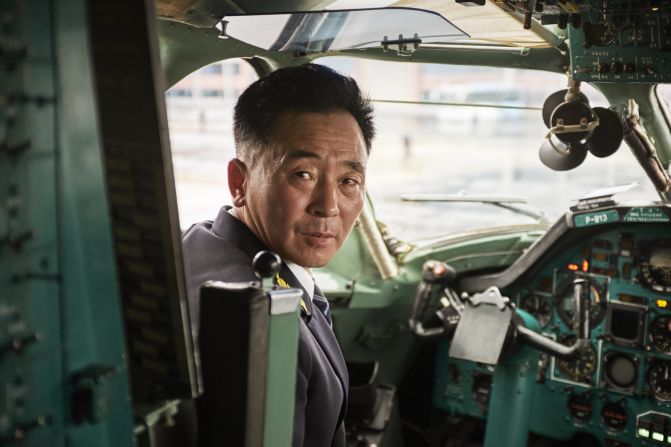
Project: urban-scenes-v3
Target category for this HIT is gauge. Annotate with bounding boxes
[603,352,638,390]
[556,336,598,383]
[601,401,628,430]
[447,364,460,384]
[520,294,552,328]
[650,315,671,354]
[584,22,618,47]
[567,394,592,422]
[472,373,492,412]
[648,361,671,401]
[555,276,606,329]
[639,241,671,293]
[619,25,646,46]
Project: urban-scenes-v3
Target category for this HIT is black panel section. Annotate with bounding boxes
[460,205,671,294]
[86,0,198,402]
[197,282,269,447]
[606,303,646,347]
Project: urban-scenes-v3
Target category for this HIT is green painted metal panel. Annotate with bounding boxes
[574,209,620,228]
[264,301,301,446]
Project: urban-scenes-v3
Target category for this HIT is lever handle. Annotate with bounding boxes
[253,251,282,279]
[409,260,457,338]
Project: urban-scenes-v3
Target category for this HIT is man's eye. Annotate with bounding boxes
[341,177,361,187]
[294,171,311,180]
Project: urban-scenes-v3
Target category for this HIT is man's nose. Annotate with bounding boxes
[308,180,338,217]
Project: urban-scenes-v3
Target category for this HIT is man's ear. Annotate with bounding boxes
[228,158,248,207]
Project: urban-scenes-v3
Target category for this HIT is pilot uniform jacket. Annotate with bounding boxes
[182,206,349,447]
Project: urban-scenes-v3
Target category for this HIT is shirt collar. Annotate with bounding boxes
[285,261,314,301]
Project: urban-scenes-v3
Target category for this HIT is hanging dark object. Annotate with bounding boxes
[539,81,624,171]
[586,107,623,158]
[539,137,589,171]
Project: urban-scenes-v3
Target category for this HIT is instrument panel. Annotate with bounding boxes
[434,211,671,446]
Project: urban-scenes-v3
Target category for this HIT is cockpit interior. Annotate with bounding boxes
[2,0,671,446]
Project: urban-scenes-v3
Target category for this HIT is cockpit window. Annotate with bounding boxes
[166,59,257,227]
[217,8,468,53]
[166,58,657,240]
[318,57,658,242]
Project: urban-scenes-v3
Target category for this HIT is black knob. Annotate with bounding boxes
[421,260,457,284]
[558,14,568,30]
[598,62,610,74]
[611,62,623,74]
[570,14,581,29]
[624,63,635,73]
[253,251,282,279]
[644,66,655,75]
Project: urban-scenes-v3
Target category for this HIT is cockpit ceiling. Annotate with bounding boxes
[155,0,557,49]
[392,0,555,48]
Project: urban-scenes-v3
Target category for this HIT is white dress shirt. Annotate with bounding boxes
[286,261,314,301]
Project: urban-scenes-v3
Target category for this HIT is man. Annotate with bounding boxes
[182,63,375,446]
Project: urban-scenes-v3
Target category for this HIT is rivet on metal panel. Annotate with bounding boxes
[0,229,33,252]
[8,415,51,441]
[10,271,60,283]
[0,332,40,355]
[0,40,27,70]
[0,139,30,157]
[7,92,55,106]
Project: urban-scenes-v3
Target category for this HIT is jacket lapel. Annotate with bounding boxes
[212,207,349,425]
[277,264,349,425]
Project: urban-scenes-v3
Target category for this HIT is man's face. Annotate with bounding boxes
[231,111,367,268]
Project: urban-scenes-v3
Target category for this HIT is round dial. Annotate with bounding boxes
[556,277,606,329]
[648,361,671,401]
[556,336,598,382]
[520,294,552,328]
[567,394,592,422]
[584,22,618,47]
[650,315,671,354]
[472,373,492,412]
[639,241,671,293]
[601,402,628,430]
[603,352,637,389]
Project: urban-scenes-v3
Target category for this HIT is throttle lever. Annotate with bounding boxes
[409,260,456,338]
[516,276,593,359]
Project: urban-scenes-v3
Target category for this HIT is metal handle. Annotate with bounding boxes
[516,276,592,359]
[409,260,456,338]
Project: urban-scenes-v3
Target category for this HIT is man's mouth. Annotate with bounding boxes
[301,231,337,247]
[303,232,335,238]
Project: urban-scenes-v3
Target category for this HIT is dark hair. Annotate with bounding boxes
[233,63,375,158]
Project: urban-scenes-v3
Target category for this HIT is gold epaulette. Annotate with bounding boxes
[276,273,310,317]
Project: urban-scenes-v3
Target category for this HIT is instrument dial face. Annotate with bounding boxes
[567,394,592,422]
[585,22,618,47]
[603,352,637,389]
[556,336,598,382]
[648,361,671,401]
[639,241,671,293]
[556,278,606,329]
[472,373,492,412]
[520,294,552,328]
[601,402,628,430]
[650,315,671,354]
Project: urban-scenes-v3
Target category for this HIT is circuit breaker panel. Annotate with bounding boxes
[0,0,203,445]
[0,0,136,445]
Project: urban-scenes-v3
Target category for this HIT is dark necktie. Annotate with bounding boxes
[312,283,332,327]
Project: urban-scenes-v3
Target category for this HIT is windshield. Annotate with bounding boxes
[166,59,658,242]
[318,57,657,242]
[218,8,468,53]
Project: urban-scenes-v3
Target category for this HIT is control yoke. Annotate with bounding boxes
[409,260,457,338]
[516,276,592,359]
[409,260,593,360]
